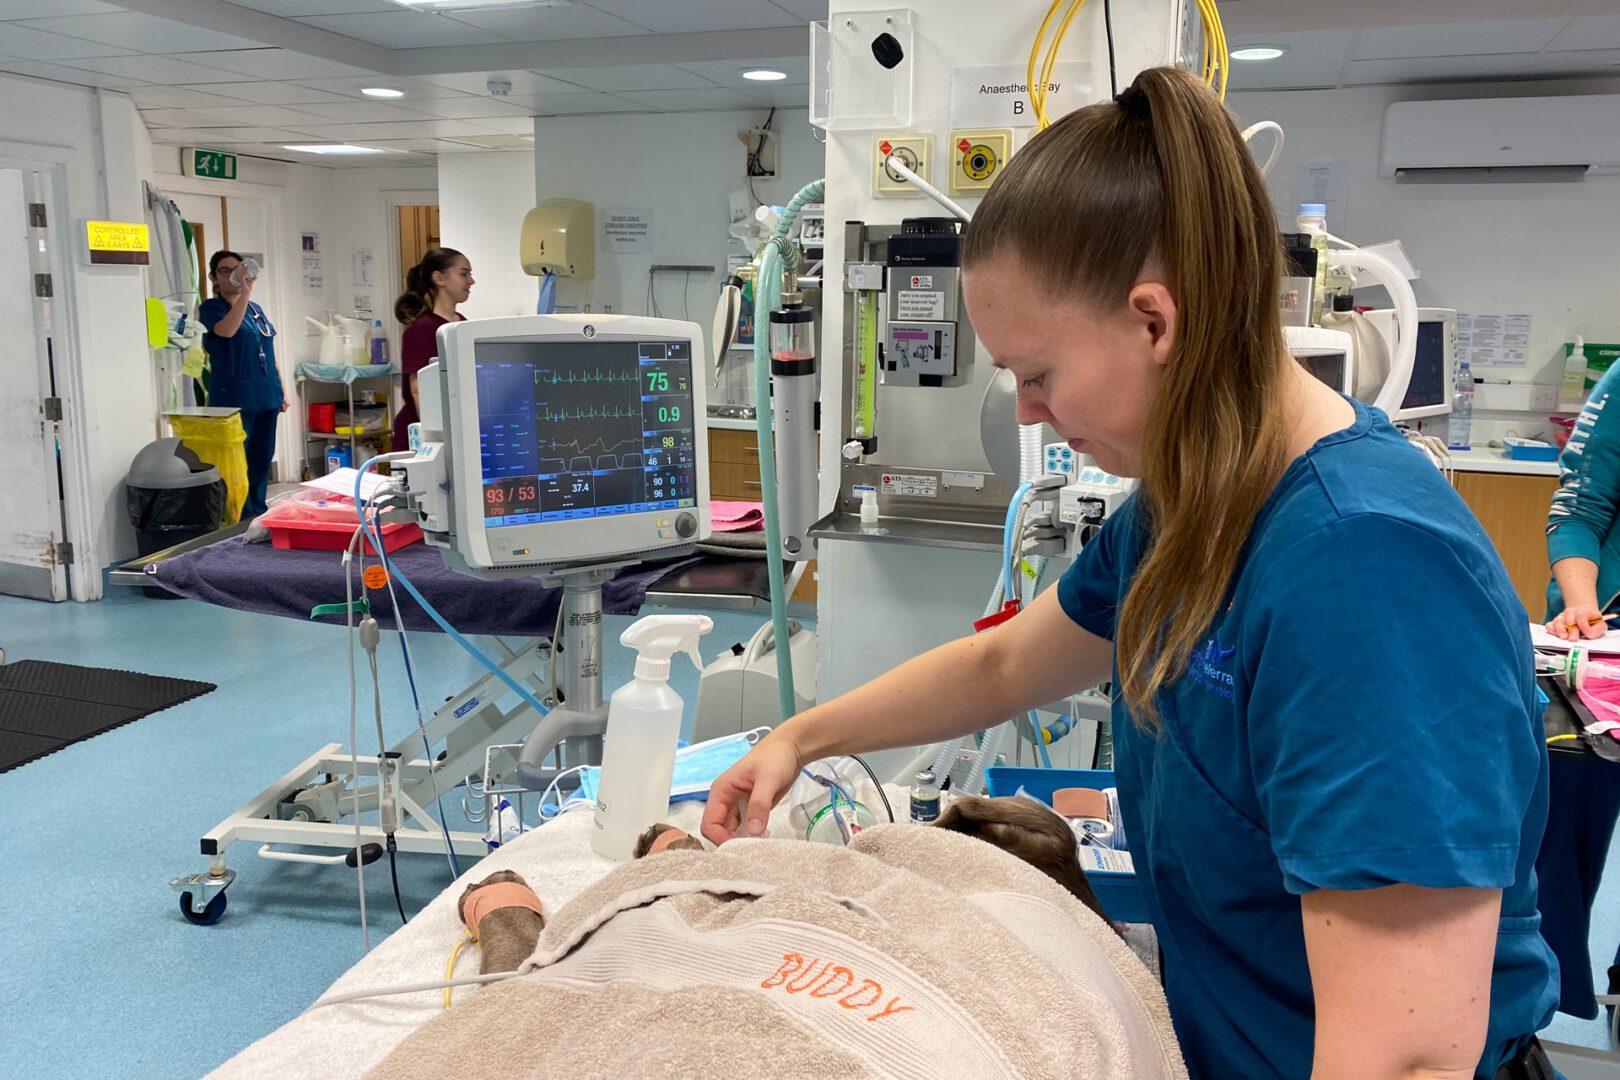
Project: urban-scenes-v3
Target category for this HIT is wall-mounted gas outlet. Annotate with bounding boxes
[947,129,1011,195]
[873,133,931,197]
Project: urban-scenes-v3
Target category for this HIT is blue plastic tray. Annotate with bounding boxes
[984,766,1149,923]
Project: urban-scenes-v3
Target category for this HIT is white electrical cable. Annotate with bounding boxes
[884,155,973,223]
[1240,120,1284,178]
[310,970,522,1010]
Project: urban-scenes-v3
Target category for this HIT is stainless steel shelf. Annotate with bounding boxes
[810,510,1002,553]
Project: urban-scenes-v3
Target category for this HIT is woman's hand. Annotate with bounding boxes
[701,731,805,845]
[1545,604,1608,641]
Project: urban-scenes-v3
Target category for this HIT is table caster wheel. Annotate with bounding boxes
[178,889,227,926]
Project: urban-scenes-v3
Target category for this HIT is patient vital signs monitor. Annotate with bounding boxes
[403,315,711,576]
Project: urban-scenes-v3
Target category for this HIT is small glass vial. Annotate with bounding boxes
[909,768,941,823]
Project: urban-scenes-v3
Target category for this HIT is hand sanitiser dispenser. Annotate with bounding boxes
[591,614,714,860]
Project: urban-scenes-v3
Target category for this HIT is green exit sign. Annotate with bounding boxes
[184,148,237,180]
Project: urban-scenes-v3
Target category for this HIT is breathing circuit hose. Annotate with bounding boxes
[753,178,825,723]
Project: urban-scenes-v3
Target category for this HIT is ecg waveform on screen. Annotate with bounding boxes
[539,368,639,386]
[539,404,639,423]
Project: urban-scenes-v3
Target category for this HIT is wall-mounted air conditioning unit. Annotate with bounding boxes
[1381,95,1620,182]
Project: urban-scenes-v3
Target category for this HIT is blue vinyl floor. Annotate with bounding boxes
[0,586,781,1078]
[0,587,1613,1078]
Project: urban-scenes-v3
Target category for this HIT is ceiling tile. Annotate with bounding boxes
[17,12,265,54]
[769,0,826,19]
[442,5,648,42]
[1342,52,1552,86]
[55,55,243,85]
[672,55,809,86]
[0,0,120,17]
[181,80,352,105]
[129,85,253,109]
[537,63,717,92]
[287,118,507,138]
[222,0,398,15]
[418,69,584,96]
[1224,29,1354,91]
[284,99,440,122]
[512,91,641,115]
[0,23,136,59]
[347,137,461,153]
[176,103,346,126]
[1546,15,1620,53]
[616,87,770,112]
[402,94,533,119]
[292,74,475,99]
[180,49,375,80]
[582,0,801,34]
[146,127,198,145]
[139,108,253,128]
[460,114,534,134]
[0,58,147,88]
[293,11,507,49]
[733,81,809,108]
[182,126,323,143]
[434,133,534,150]
[1352,19,1570,60]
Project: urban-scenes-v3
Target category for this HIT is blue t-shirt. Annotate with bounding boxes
[1056,400,1557,1080]
[199,297,284,413]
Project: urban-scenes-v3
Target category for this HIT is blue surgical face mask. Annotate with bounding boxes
[577,728,766,805]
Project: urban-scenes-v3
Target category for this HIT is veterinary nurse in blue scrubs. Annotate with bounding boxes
[199,249,285,521]
[705,68,1559,1080]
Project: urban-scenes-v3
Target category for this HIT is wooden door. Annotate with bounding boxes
[397,205,441,291]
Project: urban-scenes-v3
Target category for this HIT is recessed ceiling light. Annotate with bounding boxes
[742,68,788,82]
[1231,45,1287,62]
[284,143,387,155]
[361,86,406,98]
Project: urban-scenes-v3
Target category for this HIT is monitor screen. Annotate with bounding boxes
[474,339,699,528]
[1401,320,1447,410]
[1295,349,1348,393]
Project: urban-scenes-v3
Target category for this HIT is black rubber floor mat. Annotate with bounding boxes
[0,660,215,772]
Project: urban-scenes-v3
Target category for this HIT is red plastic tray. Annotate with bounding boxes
[268,516,422,555]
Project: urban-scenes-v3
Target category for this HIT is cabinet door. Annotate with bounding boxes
[1452,472,1558,616]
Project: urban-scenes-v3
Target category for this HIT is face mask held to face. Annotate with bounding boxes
[577,728,766,805]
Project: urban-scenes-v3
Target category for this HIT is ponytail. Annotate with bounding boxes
[962,67,1289,728]
[394,246,466,324]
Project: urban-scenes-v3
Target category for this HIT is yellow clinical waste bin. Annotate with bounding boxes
[165,408,248,524]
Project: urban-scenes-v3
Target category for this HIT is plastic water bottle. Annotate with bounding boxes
[1296,203,1330,324]
[1449,358,1474,450]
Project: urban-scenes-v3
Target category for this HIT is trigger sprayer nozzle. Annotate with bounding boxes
[621,613,714,682]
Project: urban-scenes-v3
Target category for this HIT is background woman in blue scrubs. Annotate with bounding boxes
[704,68,1558,1079]
[199,250,285,521]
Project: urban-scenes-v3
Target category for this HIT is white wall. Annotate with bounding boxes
[437,149,536,320]
[1229,76,1620,443]
[526,109,824,333]
[150,151,437,478]
[0,74,154,598]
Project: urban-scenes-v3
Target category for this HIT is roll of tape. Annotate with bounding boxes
[1071,816,1114,843]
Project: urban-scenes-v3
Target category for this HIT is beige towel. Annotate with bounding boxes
[365,824,1185,1080]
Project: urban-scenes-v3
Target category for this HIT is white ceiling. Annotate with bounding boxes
[0,1,1613,168]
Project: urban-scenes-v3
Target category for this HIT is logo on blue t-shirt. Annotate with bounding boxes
[1189,636,1237,700]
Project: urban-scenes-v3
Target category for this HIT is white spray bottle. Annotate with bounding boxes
[590,614,714,860]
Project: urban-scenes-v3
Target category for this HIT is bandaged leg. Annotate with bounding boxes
[933,795,1107,921]
[457,870,545,974]
[633,823,704,858]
